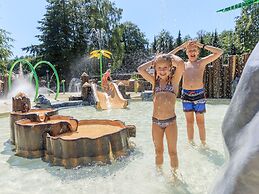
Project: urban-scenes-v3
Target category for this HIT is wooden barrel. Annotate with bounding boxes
[44,119,136,168]
[15,115,78,158]
[10,109,58,145]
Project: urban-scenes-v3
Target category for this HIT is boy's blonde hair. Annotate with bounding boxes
[186,41,200,52]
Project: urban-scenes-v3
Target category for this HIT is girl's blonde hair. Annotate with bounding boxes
[152,54,176,94]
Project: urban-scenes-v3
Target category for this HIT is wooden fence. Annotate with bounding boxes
[204,53,250,98]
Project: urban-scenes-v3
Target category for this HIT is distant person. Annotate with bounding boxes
[137,53,184,176]
[0,80,3,96]
[231,75,240,96]
[169,40,223,146]
[101,69,112,93]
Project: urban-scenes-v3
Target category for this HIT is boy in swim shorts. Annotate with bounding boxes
[169,41,223,146]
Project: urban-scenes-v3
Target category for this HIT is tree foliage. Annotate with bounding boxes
[23,0,123,79]
[119,22,149,73]
[152,29,174,53]
[235,4,259,54]
[0,29,13,73]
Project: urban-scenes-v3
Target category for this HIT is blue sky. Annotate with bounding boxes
[0,0,241,57]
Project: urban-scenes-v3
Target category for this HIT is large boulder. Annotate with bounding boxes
[212,43,259,194]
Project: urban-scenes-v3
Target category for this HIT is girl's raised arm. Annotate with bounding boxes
[137,60,155,85]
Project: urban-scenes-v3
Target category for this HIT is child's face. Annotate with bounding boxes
[155,61,171,79]
[186,45,199,62]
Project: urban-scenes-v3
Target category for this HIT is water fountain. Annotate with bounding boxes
[10,92,136,168]
[89,28,108,50]
[0,73,8,97]
[15,115,77,158]
[33,61,60,100]
[8,59,39,101]
[68,78,81,93]
[10,92,58,145]
[7,65,135,168]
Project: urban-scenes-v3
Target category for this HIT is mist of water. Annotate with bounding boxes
[7,76,35,100]
[68,78,82,93]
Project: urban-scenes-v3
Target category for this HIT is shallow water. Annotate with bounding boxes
[0,100,229,194]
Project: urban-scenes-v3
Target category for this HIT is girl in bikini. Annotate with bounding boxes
[138,53,184,174]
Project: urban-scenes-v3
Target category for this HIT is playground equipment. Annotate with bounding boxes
[8,59,60,100]
[33,61,60,100]
[10,92,58,145]
[8,59,39,101]
[91,82,128,110]
[90,49,112,81]
[217,0,259,13]
[10,92,136,168]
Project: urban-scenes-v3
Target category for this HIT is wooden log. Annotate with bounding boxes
[14,115,78,158]
[44,119,136,168]
[10,109,58,144]
[80,72,89,86]
[12,92,31,112]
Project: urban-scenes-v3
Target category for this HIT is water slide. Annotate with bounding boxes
[91,82,128,110]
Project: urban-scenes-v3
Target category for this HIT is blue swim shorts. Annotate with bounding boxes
[181,88,206,113]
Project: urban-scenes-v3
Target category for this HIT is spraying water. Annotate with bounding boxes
[104,92,112,110]
[7,65,35,100]
[18,63,24,78]
[68,78,81,93]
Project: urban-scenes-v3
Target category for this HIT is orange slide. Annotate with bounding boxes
[91,83,128,110]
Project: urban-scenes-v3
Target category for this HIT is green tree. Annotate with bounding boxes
[0,29,13,73]
[23,0,73,78]
[175,30,182,46]
[197,31,206,57]
[153,30,174,53]
[197,30,212,57]
[152,37,157,53]
[119,21,149,73]
[23,0,123,79]
[109,24,125,71]
[174,30,186,59]
[219,30,237,55]
[235,4,259,53]
[183,35,191,42]
[212,30,220,47]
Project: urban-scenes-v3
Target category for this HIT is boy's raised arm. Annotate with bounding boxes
[168,41,189,55]
[195,41,223,66]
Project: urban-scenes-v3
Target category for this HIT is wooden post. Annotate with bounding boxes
[4,73,9,97]
[12,92,31,112]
